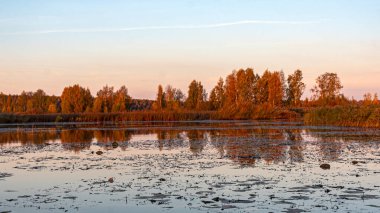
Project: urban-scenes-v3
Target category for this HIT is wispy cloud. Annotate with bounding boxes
[0,20,320,35]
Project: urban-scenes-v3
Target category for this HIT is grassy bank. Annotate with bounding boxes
[0,111,219,123]
[218,106,301,120]
[304,106,380,128]
[0,108,301,124]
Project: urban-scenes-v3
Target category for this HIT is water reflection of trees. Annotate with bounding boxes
[222,129,289,165]
[0,127,304,165]
[2,124,377,165]
[285,129,304,163]
[156,130,185,151]
[61,129,93,152]
[208,128,305,166]
[94,130,132,150]
[302,128,380,161]
[187,130,207,154]
[305,129,356,161]
[0,129,58,145]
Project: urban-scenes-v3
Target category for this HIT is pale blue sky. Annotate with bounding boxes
[0,0,379,99]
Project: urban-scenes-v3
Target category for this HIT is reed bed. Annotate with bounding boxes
[0,108,302,124]
[304,106,380,128]
[0,111,219,123]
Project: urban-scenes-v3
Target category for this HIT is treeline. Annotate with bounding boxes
[152,69,355,119]
[1,68,379,122]
[0,85,152,114]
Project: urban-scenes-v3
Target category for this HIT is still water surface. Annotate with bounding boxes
[0,121,379,212]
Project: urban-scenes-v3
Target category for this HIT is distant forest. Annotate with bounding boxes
[0,68,379,119]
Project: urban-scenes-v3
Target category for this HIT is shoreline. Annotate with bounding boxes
[0,109,301,124]
[1,105,380,128]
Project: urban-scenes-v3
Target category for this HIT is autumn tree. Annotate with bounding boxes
[373,93,379,105]
[3,95,13,113]
[45,95,60,113]
[185,80,206,110]
[363,93,372,106]
[221,68,260,116]
[311,72,343,105]
[164,85,179,110]
[173,88,185,105]
[48,103,58,113]
[224,72,238,108]
[255,70,270,104]
[15,91,29,112]
[93,85,114,113]
[236,68,257,107]
[268,71,285,107]
[165,85,184,110]
[0,93,5,113]
[61,85,93,113]
[112,86,131,112]
[287,70,306,106]
[153,85,165,111]
[25,89,49,113]
[209,77,225,110]
[255,70,285,107]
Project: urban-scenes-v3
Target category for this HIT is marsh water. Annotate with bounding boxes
[0,121,379,212]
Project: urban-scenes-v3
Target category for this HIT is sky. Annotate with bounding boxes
[0,0,379,99]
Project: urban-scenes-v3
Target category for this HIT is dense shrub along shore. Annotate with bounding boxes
[304,106,380,128]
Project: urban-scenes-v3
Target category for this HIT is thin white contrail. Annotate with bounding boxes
[0,20,320,35]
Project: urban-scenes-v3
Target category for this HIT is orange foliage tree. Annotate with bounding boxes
[185,80,206,110]
[61,84,93,113]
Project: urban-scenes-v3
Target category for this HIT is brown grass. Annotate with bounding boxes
[0,111,219,123]
[304,105,380,128]
[0,108,303,124]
